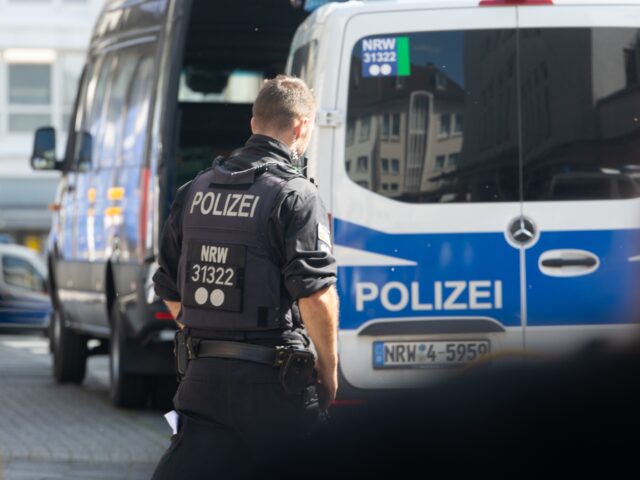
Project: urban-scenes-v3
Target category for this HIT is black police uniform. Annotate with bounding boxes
[151,134,337,479]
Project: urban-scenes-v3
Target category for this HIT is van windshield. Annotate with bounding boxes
[346,28,640,203]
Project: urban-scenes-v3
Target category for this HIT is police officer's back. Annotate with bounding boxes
[151,75,339,479]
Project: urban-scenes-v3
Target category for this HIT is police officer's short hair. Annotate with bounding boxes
[252,75,316,132]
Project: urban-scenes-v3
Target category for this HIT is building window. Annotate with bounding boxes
[391,113,400,139]
[382,114,390,139]
[346,159,351,172]
[435,71,447,90]
[381,158,389,173]
[448,153,459,168]
[356,180,369,189]
[434,155,446,171]
[439,113,451,138]
[390,158,400,175]
[359,116,371,142]
[381,183,389,191]
[357,156,368,171]
[8,63,52,132]
[453,113,463,135]
[346,121,355,146]
[390,183,399,192]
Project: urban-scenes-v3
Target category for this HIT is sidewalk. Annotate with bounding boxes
[0,335,170,480]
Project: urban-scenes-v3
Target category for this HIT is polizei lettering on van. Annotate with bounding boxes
[355,280,503,312]
[189,191,260,218]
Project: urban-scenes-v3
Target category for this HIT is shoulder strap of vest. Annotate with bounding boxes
[208,156,306,186]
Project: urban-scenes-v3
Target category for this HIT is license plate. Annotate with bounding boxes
[372,340,491,369]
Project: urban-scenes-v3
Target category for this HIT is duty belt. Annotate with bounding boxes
[186,338,294,367]
[175,331,316,394]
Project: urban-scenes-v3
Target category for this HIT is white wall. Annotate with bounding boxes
[0,0,103,242]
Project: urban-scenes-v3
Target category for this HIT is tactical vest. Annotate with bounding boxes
[177,159,303,331]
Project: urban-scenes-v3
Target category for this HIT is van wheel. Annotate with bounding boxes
[52,308,88,383]
[109,301,148,408]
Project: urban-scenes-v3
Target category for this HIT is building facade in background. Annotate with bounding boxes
[0,0,103,251]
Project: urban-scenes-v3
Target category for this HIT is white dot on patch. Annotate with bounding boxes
[380,64,392,75]
[195,287,208,305]
[369,64,380,76]
[210,289,225,307]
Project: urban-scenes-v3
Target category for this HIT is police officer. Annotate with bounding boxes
[151,75,339,479]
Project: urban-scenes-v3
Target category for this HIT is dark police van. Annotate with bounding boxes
[30,0,307,407]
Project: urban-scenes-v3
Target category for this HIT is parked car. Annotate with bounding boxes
[0,244,51,331]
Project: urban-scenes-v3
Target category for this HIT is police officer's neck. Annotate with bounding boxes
[251,129,295,152]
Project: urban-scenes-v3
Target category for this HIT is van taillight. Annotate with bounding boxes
[480,0,553,5]
[139,166,151,261]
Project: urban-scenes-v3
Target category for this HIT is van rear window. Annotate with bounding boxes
[346,28,640,203]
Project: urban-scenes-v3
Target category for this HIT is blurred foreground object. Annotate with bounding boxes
[260,337,640,477]
[0,244,51,331]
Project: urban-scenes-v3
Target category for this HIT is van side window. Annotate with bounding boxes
[519,28,640,201]
[347,28,640,203]
[122,55,155,167]
[346,30,519,203]
[97,52,140,169]
[291,40,318,85]
[72,54,114,171]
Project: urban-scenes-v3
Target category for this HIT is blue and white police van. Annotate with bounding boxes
[287,0,640,395]
[30,0,307,407]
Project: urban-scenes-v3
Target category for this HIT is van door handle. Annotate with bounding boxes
[66,185,75,193]
[541,257,597,268]
[538,250,600,277]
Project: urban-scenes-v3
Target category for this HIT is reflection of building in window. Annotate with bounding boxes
[357,156,368,171]
[346,33,466,201]
[434,155,446,172]
[382,115,390,139]
[381,113,401,141]
[391,113,400,139]
[346,121,355,146]
[439,113,450,138]
[453,113,463,135]
[359,116,371,142]
[624,44,639,86]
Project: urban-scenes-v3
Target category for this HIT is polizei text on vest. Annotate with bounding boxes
[190,191,261,218]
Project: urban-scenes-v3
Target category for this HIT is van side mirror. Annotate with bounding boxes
[31,127,59,171]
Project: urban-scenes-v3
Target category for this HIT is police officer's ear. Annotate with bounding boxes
[293,116,312,143]
[250,116,259,135]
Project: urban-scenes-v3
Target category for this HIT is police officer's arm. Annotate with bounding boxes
[153,182,191,329]
[298,285,339,407]
[163,300,183,327]
[274,180,339,408]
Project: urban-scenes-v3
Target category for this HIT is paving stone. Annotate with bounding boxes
[0,335,171,479]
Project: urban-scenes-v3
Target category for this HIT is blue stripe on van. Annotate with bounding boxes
[526,228,640,327]
[333,218,522,331]
[333,218,640,330]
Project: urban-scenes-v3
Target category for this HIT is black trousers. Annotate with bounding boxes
[151,357,318,479]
